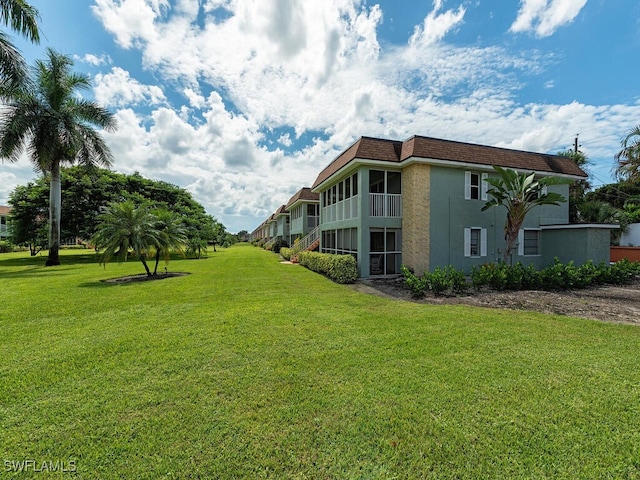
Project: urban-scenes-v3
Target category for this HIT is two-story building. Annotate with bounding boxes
[252,135,614,278]
[310,135,612,278]
[286,187,319,245]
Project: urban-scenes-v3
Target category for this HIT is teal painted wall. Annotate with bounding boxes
[428,166,570,273]
[541,227,611,266]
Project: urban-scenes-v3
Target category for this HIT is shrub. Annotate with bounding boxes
[298,251,358,284]
[280,247,292,261]
[402,265,468,297]
[401,265,428,298]
[607,258,640,284]
[0,241,15,253]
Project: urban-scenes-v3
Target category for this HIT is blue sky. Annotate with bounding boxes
[1,0,639,233]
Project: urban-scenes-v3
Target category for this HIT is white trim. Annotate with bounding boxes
[480,228,487,256]
[518,229,524,256]
[312,156,585,192]
[464,228,471,257]
[464,227,487,258]
[481,172,488,201]
[401,156,586,181]
[464,171,472,200]
[540,224,620,230]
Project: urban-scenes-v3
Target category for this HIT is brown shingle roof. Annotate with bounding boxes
[401,136,587,177]
[285,187,319,209]
[274,204,288,217]
[312,135,587,189]
[0,205,12,215]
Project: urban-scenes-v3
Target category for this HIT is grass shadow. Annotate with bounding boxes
[78,272,190,288]
[0,252,100,268]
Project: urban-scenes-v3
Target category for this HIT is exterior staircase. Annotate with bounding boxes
[289,226,319,263]
[264,237,278,250]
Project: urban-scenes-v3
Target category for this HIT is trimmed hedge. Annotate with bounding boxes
[403,258,640,297]
[280,247,292,261]
[298,251,358,284]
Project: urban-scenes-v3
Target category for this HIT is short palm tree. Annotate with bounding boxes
[482,166,570,262]
[0,48,117,265]
[0,0,40,95]
[614,125,640,182]
[152,208,187,274]
[92,201,164,277]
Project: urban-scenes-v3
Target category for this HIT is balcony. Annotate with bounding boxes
[369,193,402,217]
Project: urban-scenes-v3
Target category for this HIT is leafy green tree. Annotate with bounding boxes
[482,166,570,262]
[586,181,640,210]
[8,167,224,253]
[614,125,640,181]
[577,200,621,224]
[92,201,164,277]
[0,0,40,95]
[0,48,116,266]
[8,180,47,255]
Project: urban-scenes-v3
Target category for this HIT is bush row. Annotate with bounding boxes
[297,251,358,284]
[402,258,640,297]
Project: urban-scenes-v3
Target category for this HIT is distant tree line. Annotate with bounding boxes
[8,166,234,256]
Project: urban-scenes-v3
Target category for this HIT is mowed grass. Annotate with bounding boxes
[1,245,640,479]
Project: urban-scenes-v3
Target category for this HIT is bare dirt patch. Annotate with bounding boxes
[102,272,190,284]
[349,277,640,325]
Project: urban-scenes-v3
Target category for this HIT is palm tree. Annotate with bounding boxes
[152,208,186,274]
[92,201,164,276]
[614,125,640,182]
[0,48,117,265]
[482,166,570,262]
[0,0,40,95]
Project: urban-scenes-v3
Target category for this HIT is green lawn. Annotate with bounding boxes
[1,245,640,479]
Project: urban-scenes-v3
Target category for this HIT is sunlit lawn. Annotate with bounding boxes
[1,244,640,478]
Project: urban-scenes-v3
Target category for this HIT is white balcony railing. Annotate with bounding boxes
[322,195,359,223]
[369,193,402,217]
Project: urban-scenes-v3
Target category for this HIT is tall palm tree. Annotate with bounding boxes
[614,125,640,182]
[0,0,40,95]
[0,48,117,265]
[482,166,570,262]
[92,201,164,277]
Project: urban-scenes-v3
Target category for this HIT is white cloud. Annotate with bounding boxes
[510,0,588,37]
[2,0,636,234]
[409,0,466,47]
[78,53,112,66]
[93,67,167,107]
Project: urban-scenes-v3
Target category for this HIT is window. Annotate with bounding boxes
[464,228,487,257]
[369,228,401,276]
[321,227,358,260]
[465,171,488,200]
[369,170,401,194]
[519,229,540,256]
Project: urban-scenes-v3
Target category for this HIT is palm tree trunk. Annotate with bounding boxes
[140,256,152,276]
[45,160,61,266]
[153,250,160,275]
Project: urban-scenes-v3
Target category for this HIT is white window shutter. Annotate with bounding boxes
[464,228,471,257]
[518,229,524,256]
[464,171,471,200]
[480,229,487,257]
[481,173,488,201]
